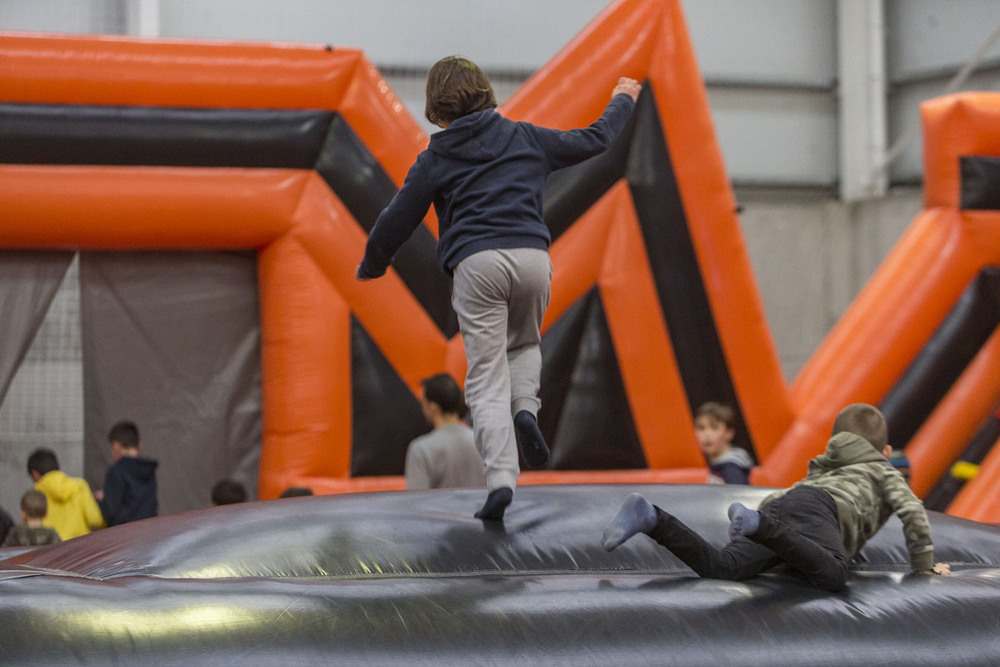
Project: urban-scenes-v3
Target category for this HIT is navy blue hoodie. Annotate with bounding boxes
[359,93,635,277]
[100,455,158,526]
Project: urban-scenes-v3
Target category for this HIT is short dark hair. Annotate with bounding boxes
[832,403,888,450]
[27,448,59,477]
[421,373,468,418]
[211,478,247,505]
[108,420,140,450]
[21,489,48,519]
[695,402,735,429]
[424,56,497,126]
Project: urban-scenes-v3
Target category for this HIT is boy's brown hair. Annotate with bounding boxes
[695,402,735,429]
[425,56,497,126]
[21,489,48,520]
[832,403,888,450]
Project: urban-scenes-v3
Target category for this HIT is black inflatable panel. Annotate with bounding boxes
[625,92,753,458]
[0,103,332,168]
[2,485,998,665]
[960,155,1000,210]
[882,268,1000,446]
[350,317,428,475]
[542,290,646,470]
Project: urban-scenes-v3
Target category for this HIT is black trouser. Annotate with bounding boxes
[648,486,850,591]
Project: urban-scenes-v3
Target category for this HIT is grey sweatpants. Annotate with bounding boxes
[451,247,551,492]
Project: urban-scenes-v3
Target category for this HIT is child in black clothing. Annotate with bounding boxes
[98,420,158,526]
[603,403,950,590]
[358,56,640,520]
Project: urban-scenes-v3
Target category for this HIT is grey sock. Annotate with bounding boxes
[602,493,657,551]
[727,502,760,541]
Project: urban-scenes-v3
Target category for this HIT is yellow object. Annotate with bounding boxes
[951,461,980,481]
[34,471,106,540]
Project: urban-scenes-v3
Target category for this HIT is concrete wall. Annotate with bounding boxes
[738,187,923,381]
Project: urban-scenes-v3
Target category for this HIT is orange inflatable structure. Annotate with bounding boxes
[1,0,999,520]
[774,95,1000,522]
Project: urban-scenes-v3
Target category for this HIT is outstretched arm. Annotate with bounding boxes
[532,77,642,170]
[357,152,436,280]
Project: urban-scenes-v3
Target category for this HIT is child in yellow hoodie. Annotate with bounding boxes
[28,448,105,540]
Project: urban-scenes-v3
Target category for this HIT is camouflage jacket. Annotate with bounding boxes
[762,432,935,572]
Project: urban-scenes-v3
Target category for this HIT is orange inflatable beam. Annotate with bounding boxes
[756,94,1000,499]
[504,0,793,461]
[258,236,353,489]
[0,166,305,248]
[291,467,712,496]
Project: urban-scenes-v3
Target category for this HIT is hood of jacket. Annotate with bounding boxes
[35,470,84,503]
[714,446,755,469]
[808,432,885,474]
[115,456,158,484]
[428,110,517,163]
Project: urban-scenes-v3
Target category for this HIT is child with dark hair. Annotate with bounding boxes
[603,404,950,591]
[405,373,484,490]
[3,490,61,547]
[421,372,469,419]
[98,420,158,526]
[28,447,104,540]
[358,55,641,520]
[694,402,753,484]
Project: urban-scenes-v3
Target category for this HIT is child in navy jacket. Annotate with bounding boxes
[358,56,640,519]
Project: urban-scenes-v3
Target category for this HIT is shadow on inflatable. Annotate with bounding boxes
[2,485,1000,665]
